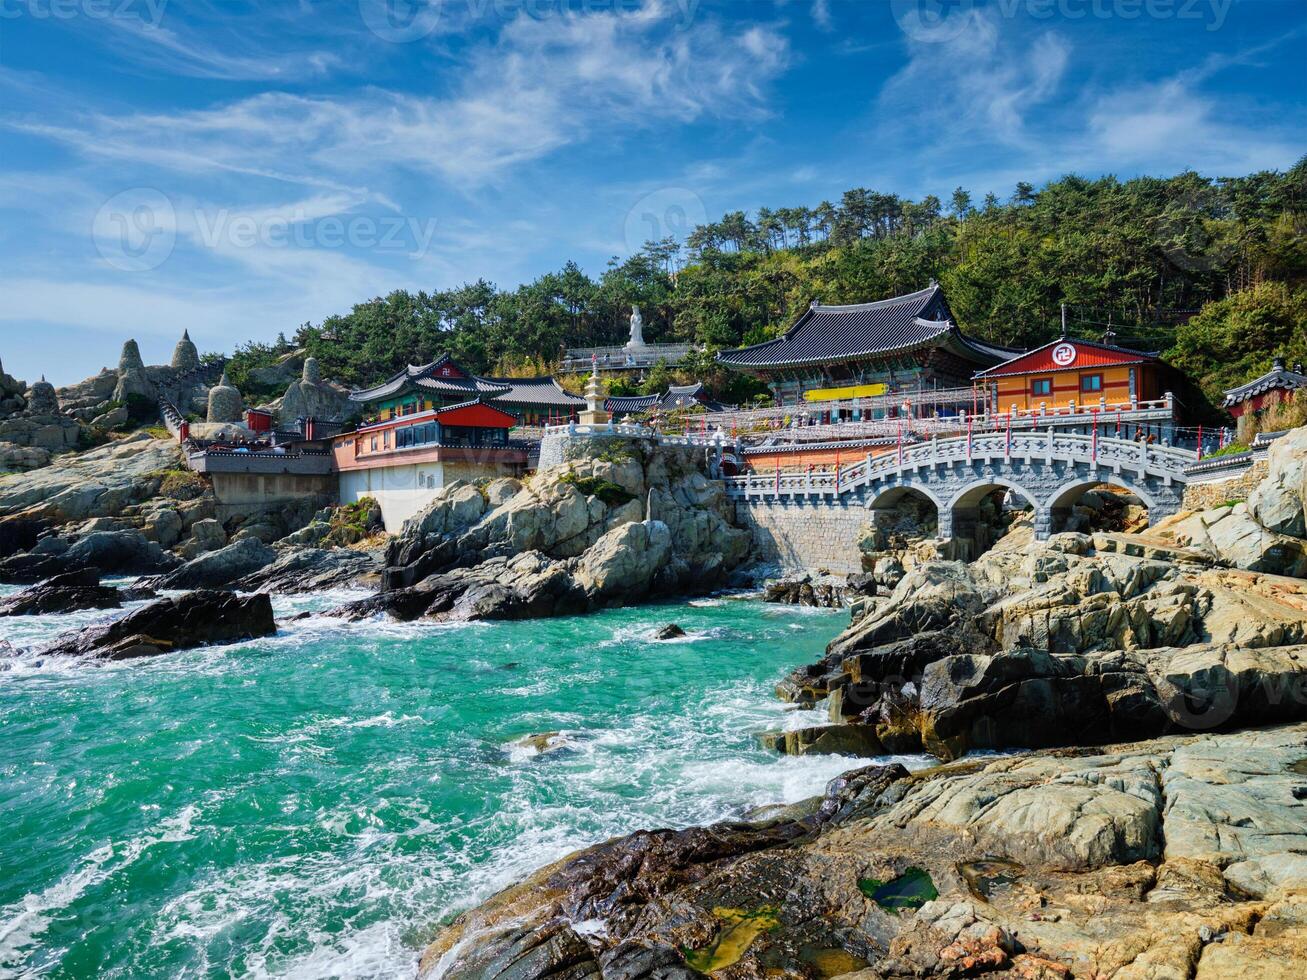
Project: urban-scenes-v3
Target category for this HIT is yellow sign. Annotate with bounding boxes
[804,383,887,403]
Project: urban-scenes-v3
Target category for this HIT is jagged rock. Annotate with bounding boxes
[181,518,227,557]
[42,589,275,659]
[0,529,180,582]
[232,547,380,594]
[653,623,686,640]
[150,537,274,590]
[0,434,181,523]
[419,725,1307,980]
[0,578,121,615]
[374,440,750,616]
[757,723,884,757]
[763,574,845,607]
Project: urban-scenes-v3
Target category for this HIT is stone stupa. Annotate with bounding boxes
[171,330,200,372]
[24,376,59,417]
[206,371,244,424]
[112,338,156,402]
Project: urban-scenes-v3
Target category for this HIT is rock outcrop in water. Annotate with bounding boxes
[336,440,750,622]
[422,724,1307,980]
[41,589,275,659]
[0,567,123,615]
[770,531,1307,759]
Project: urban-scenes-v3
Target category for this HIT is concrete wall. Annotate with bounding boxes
[340,460,517,532]
[210,471,337,523]
[734,497,867,575]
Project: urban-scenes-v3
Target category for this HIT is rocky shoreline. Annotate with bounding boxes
[411,431,1307,979]
[5,409,1307,977]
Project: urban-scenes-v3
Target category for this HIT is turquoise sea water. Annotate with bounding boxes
[0,589,915,979]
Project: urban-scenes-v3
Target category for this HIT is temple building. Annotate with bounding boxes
[346,354,581,427]
[333,399,525,531]
[716,284,1013,412]
[1222,357,1307,427]
[480,376,584,426]
[338,354,581,529]
[972,337,1173,414]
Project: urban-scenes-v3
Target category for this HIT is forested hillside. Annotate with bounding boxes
[228,160,1307,414]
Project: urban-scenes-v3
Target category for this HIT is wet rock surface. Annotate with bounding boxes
[41,589,275,660]
[422,725,1307,980]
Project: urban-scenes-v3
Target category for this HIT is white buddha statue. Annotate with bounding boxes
[626,305,646,349]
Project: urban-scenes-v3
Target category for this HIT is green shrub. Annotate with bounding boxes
[559,469,636,506]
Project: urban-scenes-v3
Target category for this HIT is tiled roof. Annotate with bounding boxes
[483,376,585,407]
[606,383,725,414]
[415,376,511,396]
[717,285,1013,370]
[606,394,660,414]
[1223,361,1307,407]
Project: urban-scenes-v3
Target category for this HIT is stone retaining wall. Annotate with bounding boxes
[1182,460,1268,511]
[734,497,866,575]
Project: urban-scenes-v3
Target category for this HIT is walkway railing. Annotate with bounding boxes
[543,421,728,448]
[559,344,695,372]
[695,394,1176,444]
[724,431,1197,499]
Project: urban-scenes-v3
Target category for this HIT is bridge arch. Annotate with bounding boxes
[1047,476,1158,534]
[865,483,943,543]
[946,477,1041,554]
[945,476,1040,515]
[868,482,947,513]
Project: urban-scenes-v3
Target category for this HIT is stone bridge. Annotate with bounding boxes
[724,431,1195,571]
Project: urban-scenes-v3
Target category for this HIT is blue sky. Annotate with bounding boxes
[0,0,1303,384]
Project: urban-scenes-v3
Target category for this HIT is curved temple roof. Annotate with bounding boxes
[348,354,571,405]
[717,285,1013,371]
[1222,359,1307,407]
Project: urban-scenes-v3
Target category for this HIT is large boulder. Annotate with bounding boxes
[149,537,275,590]
[42,589,275,659]
[1248,426,1307,536]
[377,439,749,613]
[0,433,182,523]
[232,547,380,594]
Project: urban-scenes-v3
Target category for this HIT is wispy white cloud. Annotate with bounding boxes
[7,3,790,192]
[92,13,341,80]
[878,8,1069,148]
